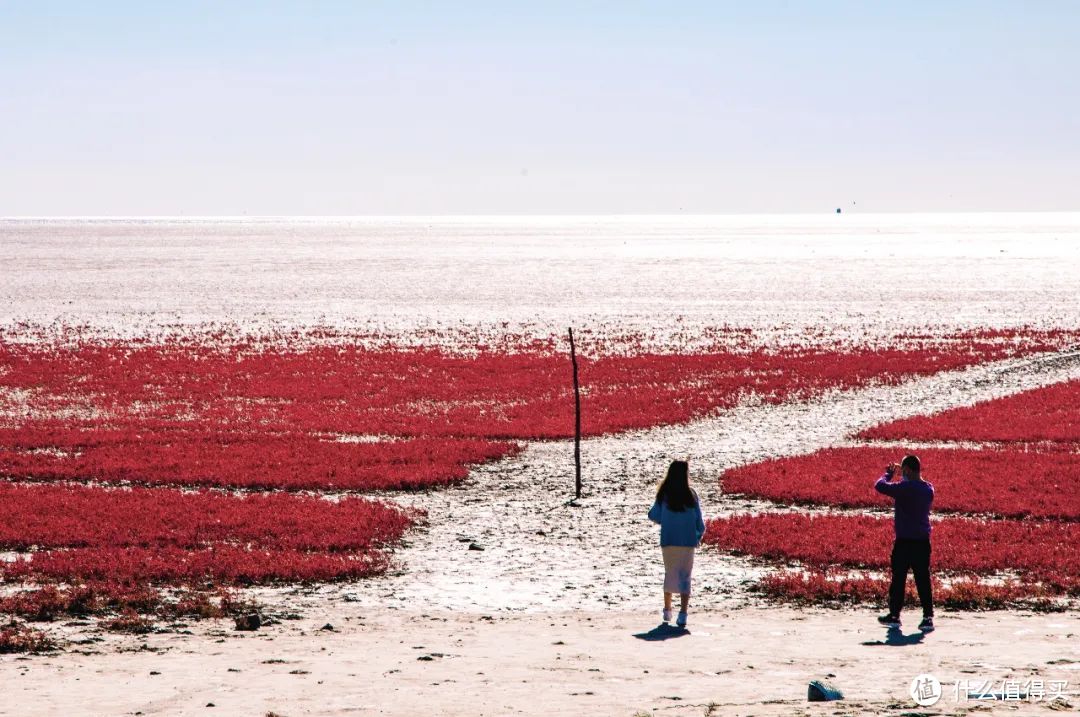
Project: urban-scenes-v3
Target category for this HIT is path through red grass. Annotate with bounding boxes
[2,326,1076,628]
[710,372,1080,608]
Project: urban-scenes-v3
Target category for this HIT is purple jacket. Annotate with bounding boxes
[875,474,934,541]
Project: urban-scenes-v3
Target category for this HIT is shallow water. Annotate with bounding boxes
[2,213,1079,342]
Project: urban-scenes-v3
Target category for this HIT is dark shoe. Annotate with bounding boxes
[877,613,901,628]
[918,616,934,632]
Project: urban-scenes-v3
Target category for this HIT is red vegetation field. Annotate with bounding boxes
[1,327,1075,637]
[0,582,255,623]
[1,328,1071,492]
[709,375,1080,608]
[859,378,1080,446]
[0,427,517,491]
[0,480,414,636]
[0,623,54,653]
[0,482,413,583]
[721,446,1080,520]
[704,512,1080,592]
[757,571,1057,610]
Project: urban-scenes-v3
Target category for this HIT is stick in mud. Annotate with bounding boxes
[569,327,582,499]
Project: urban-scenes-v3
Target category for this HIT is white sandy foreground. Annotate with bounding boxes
[4,607,1079,716]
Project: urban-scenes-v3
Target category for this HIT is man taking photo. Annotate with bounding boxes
[875,454,935,632]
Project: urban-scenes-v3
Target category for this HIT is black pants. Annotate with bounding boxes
[889,539,933,618]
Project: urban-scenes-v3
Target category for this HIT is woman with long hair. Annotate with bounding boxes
[647,459,705,628]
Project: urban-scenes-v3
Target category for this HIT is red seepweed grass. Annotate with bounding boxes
[705,512,1080,598]
[0,482,415,587]
[721,446,1080,520]
[2,327,1073,491]
[2,326,1076,625]
[859,378,1080,446]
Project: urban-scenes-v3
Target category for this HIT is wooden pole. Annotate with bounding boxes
[569,327,582,499]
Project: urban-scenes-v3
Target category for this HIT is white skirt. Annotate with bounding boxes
[662,545,695,595]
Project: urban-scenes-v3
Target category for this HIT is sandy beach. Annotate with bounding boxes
[7,606,1078,716]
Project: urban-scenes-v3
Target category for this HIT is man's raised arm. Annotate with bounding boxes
[875,464,902,496]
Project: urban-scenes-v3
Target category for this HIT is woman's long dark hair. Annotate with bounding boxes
[656,460,696,512]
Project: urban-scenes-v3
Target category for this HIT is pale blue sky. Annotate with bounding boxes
[1,1,1077,214]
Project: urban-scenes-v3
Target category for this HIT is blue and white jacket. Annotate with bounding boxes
[648,491,706,547]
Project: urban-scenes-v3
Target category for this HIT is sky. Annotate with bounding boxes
[1,1,1078,215]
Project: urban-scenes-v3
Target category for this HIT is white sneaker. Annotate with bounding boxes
[676,611,687,628]
[662,608,672,623]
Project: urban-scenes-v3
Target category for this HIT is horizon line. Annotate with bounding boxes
[4,210,1080,221]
